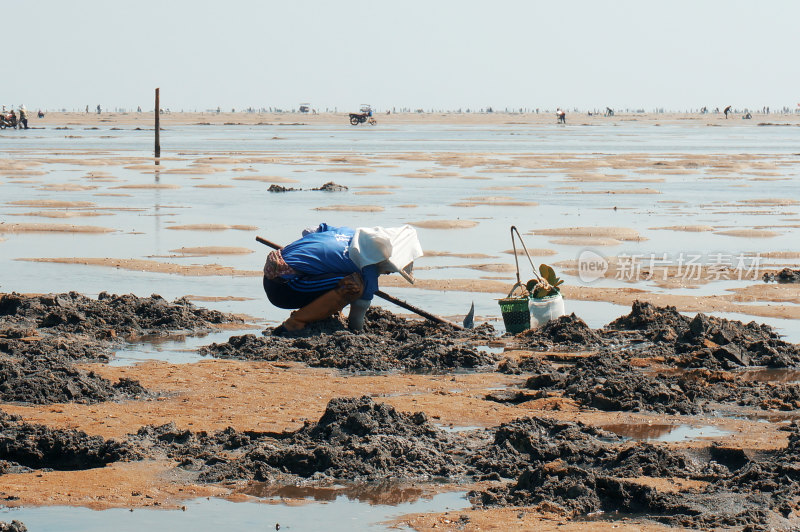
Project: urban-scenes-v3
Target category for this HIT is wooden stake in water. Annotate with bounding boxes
[154,87,161,159]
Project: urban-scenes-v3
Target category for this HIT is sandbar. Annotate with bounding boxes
[548,237,623,246]
[18,257,259,277]
[7,199,96,208]
[502,248,557,256]
[232,176,299,183]
[165,224,258,231]
[0,223,114,233]
[650,225,715,232]
[8,211,113,219]
[314,205,385,212]
[169,246,254,255]
[715,229,780,238]
[409,220,479,229]
[532,226,645,241]
[112,184,181,190]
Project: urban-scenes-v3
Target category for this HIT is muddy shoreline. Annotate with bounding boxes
[2,292,800,529]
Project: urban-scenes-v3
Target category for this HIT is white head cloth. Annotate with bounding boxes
[349,225,423,284]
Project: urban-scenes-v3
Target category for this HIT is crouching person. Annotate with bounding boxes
[263,223,422,334]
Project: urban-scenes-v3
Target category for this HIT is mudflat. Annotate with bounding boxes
[2,113,800,530]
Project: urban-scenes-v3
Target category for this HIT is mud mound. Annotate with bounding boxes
[477,465,704,518]
[561,354,702,414]
[605,301,800,369]
[763,268,800,283]
[202,309,498,372]
[472,425,799,529]
[0,356,146,404]
[675,313,800,369]
[197,396,468,482]
[0,291,241,405]
[0,411,138,471]
[515,314,603,351]
[0,332,112,363]
[468,417,619,480]
[498,355,551,375]
[525,352,800,415]
[130,422,278,465]
[0,292,241,337]
[606,300,689,343]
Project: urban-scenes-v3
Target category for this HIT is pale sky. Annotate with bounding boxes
[6,0,800,112]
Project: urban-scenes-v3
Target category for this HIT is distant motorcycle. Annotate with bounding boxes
[0,113,17,129]
[349,113,377,126]
[349,104,377,126]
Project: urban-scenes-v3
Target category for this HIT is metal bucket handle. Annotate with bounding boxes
[510,226,543,291]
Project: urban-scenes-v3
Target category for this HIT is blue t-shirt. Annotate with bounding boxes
[280,224,379,300]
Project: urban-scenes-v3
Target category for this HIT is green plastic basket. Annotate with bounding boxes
[498,296,530,334]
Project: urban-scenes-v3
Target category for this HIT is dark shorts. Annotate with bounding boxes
[263,276,328,309]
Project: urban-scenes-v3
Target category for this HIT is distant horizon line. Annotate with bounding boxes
[21,105,800,115]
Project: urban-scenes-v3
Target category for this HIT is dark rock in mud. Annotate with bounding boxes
[311,181,348,191]
[267,184,298,192]
[515,314,603,351]
[196,396,470,483]
[0,521,27,532]
[763,268,800,283]
[0,410,139,471]
[201,308,498,372]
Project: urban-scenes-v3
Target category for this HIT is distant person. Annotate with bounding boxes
[37,109,45,119]
[18,105,28,129]
[137,106,142,113]
[96,104,101,114]
[556,108,566,124]
[724,105,732,119]
[85,105,89,113]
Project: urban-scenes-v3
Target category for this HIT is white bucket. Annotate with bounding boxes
[528,293,566,328]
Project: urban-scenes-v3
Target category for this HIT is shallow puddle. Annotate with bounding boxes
[0,490,469,532]
[735,367,800,384]
[111,329,258,366]
[435,424,483,433]
[603,423,731,442]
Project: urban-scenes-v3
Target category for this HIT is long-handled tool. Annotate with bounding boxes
[256,236,466,330]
